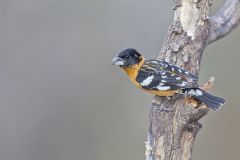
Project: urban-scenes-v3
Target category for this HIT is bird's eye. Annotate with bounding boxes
[125,56,129,59]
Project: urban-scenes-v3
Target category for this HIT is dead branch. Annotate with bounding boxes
[207,0,240,44]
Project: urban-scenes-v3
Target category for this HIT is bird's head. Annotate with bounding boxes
[111,48,143,68]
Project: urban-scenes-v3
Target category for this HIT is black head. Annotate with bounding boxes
[112,48,143,67]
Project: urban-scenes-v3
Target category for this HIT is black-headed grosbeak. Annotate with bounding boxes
[112,48,225,110]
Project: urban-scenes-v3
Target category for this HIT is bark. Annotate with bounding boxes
[145,0,240,160]
[207,0,240,44]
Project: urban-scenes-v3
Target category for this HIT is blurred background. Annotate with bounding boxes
[0,0,239,160]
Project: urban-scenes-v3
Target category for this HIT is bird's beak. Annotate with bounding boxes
[111,56,124,66]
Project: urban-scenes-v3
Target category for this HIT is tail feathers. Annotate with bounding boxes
[183,88,225,110]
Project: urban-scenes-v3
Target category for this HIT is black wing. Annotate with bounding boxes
[136,59,198,91]
[147,59,198,81]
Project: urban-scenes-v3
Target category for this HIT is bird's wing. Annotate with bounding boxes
[136,59,199,90]
[148,59,198,81]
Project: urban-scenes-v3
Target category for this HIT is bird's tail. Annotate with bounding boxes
[182,88,225,110]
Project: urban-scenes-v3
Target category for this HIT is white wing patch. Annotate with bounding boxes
[161,80,167,83]
[176,77,181,80]
[187,89,203,96]
[156,85,170,90]
[140,75,154,86]
[179,81,187,87]
[196,89,203,96]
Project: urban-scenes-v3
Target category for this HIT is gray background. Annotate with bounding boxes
[0,0,239,160]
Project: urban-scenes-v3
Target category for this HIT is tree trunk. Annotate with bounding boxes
[145,0,240,160]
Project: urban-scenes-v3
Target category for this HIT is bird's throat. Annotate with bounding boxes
[122,58,145,84]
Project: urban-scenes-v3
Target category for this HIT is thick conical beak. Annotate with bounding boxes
[111,56,124,66]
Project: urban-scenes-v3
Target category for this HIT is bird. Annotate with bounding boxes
[111,48,225,110]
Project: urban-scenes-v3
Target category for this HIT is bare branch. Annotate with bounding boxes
[207,0,240,44]
[200,76,215,91]
[144,0,239,159]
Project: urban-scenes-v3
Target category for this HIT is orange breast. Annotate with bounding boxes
[122,57,145,88]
